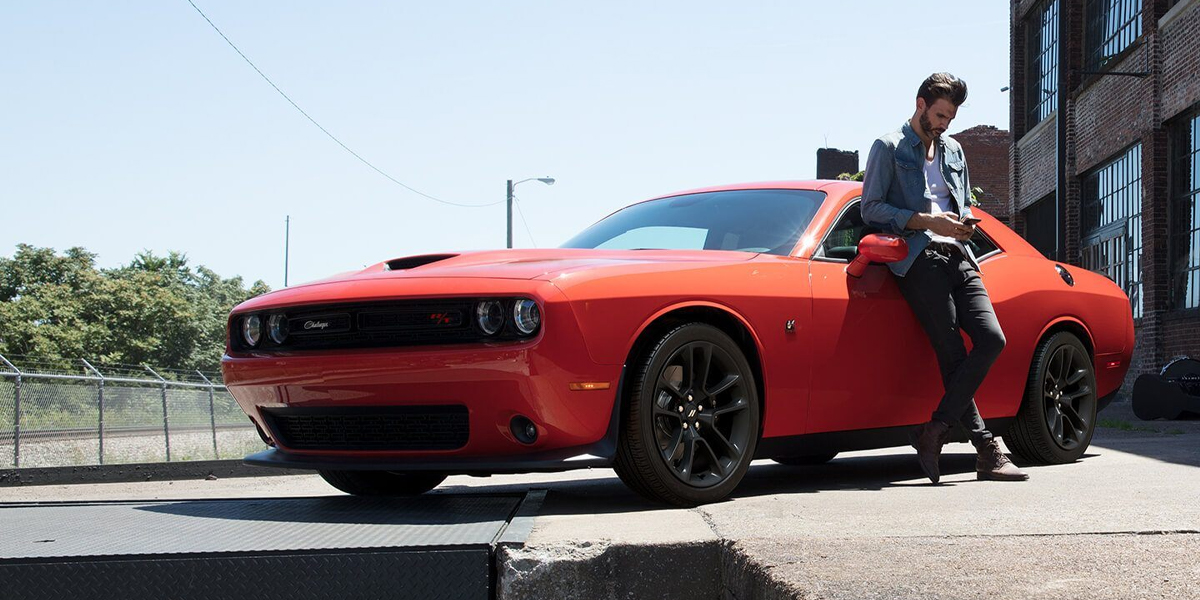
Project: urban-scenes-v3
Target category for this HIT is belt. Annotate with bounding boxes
[926,241,963,256]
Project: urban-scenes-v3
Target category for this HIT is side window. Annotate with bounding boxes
[966,228,1000,258]
[820,202,879,260]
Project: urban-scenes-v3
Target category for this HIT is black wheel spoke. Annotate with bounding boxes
[1061,403,1086,430]
[679,432,696,478]
[708,373,740,397]
[654,403,682,421]
[698,438,725,478]
[1064,387,1092,402]
[705,422,740,457]
[714,397,748,417]
[1065,368,1086,386]
[661,427,684,463]
[693,344,713,393]
[658,373,685,399]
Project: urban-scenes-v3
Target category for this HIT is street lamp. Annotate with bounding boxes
[507,177,555,249]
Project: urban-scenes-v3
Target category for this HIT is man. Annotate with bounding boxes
[860,72,1028,484]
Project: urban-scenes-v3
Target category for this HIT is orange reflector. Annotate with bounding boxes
[1105,360,1122,369]
[569,382,611,391]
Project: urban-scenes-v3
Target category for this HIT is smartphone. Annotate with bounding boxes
[961,216,982,226]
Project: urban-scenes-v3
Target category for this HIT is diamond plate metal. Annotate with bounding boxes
[0,494,528,600]
[1,549,487,600]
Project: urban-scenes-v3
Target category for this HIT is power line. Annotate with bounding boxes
[511,194,538,248]
[184,0,501,209]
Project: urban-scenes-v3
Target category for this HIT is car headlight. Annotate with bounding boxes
[476,300,504,335]
[267,313,289,344]
[513,299,541,335]
[242,315,262,347]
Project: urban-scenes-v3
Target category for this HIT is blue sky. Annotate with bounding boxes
[1,2,1011,288]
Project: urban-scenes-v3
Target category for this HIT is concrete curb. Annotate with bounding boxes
[0,460,308,487]
[497,539,802,599]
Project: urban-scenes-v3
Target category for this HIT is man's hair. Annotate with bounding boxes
[917,72,968,107]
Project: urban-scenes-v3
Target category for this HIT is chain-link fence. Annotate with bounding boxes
[0,354,266,469]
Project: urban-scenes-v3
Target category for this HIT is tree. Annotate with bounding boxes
[0,245,269,371]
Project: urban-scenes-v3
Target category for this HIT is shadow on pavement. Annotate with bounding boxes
[135,493,521,525]
[1090,401,1200,469]
[439,448,1033,516]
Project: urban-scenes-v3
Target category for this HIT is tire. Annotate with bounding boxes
[613,323,760,506]
[1005,332,1097,464]
[772,452,837,466]
[318,470,447,496]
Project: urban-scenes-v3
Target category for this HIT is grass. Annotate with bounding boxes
[1098,417,1186,435]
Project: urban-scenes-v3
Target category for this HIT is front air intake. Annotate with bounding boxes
[262,405,469,451]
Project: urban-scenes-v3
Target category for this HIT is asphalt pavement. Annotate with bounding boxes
[4,400,1198,599]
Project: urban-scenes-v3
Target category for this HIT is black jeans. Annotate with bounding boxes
[895,243,1006,446]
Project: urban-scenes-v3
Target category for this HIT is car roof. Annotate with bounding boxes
[648,179,860,201]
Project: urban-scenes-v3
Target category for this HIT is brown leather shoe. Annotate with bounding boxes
[911,420,950,484]
[975,440,1029,481]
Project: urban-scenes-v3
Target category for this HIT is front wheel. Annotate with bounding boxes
[1005,332,1097,464]
[318,470,447,496]
[614,323,760,506]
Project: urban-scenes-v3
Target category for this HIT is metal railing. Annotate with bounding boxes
[0,354,264,469]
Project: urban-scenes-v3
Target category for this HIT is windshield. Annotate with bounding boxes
[561,189,826,255]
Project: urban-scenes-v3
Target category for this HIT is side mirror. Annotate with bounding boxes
[846,234,908,278]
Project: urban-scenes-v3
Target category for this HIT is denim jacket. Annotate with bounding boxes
[860,120,979,277]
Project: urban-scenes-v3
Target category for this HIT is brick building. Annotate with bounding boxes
[955,125,1012,220]
[816,148,859,180]
[1010,0,1200,387]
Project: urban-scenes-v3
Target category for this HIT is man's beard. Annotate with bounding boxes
[919,110,945,139]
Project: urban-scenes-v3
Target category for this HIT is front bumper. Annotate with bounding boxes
[222,297,625,467]
[244,439,614,475]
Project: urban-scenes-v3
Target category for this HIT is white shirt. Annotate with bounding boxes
[923,146,967,252]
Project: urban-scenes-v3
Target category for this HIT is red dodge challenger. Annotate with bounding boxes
[222,181,1134,505]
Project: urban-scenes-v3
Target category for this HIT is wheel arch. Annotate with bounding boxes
[1036,317,1096,361]
[616,302,767,428]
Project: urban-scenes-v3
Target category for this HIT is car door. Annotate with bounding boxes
[805,200,943,433]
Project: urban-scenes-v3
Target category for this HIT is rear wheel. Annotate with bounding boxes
[318,470,447,496]
[614,323,760,506]
[1005,332,1097,464]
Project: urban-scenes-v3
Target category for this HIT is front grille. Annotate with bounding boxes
[230,298,537,352]
[262,406,469,451]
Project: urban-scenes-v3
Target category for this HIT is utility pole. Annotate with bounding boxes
[284,215,290,287]
[506,180,514,249]
[506,177,554,249]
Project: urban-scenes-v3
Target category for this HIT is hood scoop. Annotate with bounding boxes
[385,254,459,271]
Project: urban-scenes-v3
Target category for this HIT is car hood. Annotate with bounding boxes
[231,249,759,312]
[334,248,759,283]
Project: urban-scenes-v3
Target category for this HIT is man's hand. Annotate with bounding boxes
[907,213,974,240]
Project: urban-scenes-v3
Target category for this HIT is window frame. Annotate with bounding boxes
[1080,142,1144,318]
[1025,0,1059,131]
[1168,106,1200,312]
[1083,0,1143,74]
[811,199,1004,265]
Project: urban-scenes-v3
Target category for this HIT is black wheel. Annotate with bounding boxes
[613,323,760,506]
[318,470,447,496]
[772,452,837,466]
[1005,332,1097,464]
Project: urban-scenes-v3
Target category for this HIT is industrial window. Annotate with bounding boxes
[1026,0,1058,129]
[1170,110,1200,310]
[1081,144,1143,318]
[1084,0,1142,73]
